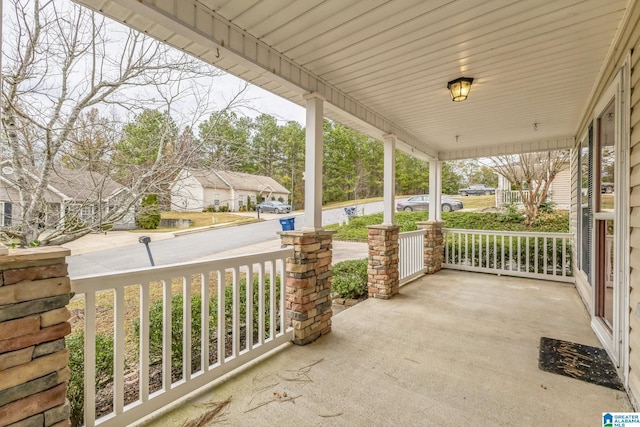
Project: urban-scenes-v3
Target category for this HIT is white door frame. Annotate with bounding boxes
[589,62,630,386]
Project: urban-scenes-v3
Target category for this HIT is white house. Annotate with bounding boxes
[170,169,290,212]
[496,167,572,210]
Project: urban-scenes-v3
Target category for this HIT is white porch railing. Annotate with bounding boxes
[499,190,548,205]
[399,229,426,284]
[442,228,572,282]
[71,249,293,427]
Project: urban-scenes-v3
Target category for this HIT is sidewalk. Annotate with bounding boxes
[62,230,175,256]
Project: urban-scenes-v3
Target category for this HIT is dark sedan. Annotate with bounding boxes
[396,195,464,212]
[256,200,291,214]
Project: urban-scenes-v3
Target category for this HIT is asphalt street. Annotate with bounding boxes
[66,200,395,277]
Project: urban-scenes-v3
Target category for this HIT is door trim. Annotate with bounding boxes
[589,61,630,377]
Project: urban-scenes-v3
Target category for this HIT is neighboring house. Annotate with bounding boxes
[171,169,290,212]
[495,168,571,210]
[0,161,135,230]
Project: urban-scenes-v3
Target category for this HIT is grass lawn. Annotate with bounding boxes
[131,211,260,232]
[161,211,249,227]
[448,194,496,210]
[322,196,384,210]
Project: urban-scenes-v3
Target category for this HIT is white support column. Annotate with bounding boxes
[436,161,443,221]
[383,135,397,225]
[429,159,438,221]
[303,93,324,231]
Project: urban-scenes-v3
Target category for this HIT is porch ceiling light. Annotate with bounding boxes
[447,77,474,102]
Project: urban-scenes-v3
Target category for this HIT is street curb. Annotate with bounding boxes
[172,218,264,237]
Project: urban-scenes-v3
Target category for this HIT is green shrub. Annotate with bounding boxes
[327,210,569,242]
[136,194,161,229]
[498,203,524,223]
[218,205,229,212]
[67,331,115,427]
[135,294,204,369]
[136,276,282,371]
[533,211,569,232]
[444,233,571,275]
[331,258,368,299]
[538,200,556,214]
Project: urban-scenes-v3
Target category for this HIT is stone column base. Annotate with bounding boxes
[367,225,400,299]
[280,230,335,345]
[417,221,444,274]
[0,247,72,427]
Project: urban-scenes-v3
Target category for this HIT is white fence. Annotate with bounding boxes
[442,228,573,282]
[399,229,426,284]
[498,190,548,206]
[71,249,293,427]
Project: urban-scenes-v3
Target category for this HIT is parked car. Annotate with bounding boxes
[396,195,464,212]
[458,184,496,196]
[257,200,291,214]
[601,182,614,193]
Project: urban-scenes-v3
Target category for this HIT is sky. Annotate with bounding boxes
[213,73,306,125]
[0,0,307,131]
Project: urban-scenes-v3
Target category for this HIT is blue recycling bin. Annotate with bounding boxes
[279,217,295,231]
[344,206,357,219]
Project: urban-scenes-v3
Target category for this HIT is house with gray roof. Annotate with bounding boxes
[0,160,133,229]
[170,169,290,212]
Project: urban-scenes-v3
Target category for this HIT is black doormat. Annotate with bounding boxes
[538,337,624,390]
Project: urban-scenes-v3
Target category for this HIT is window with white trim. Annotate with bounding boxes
[0,202,12,226]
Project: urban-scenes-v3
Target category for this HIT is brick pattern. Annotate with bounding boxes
[417,221,444,274]
[367,225,400,299]
[0,248,71,427]
[280,231,334,345]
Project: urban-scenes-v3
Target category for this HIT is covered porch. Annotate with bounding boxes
[1,0,639,426]
[142,270,632,426]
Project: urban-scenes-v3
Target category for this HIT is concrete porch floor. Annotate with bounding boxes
[141,270,633,426]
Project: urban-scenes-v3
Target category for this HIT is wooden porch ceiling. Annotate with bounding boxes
[74,0,630,160]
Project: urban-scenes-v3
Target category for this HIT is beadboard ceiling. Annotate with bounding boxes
[74,0,629,160]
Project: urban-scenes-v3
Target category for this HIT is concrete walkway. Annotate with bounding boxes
[139,270,632,427]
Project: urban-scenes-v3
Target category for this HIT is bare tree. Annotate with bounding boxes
[490,150,570,225]
[0,0,240,246]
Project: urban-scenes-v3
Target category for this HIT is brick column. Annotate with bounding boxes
[417,221,444,274]
[0,247,72,427]
[280,231,334,345]
[367,225,399,299]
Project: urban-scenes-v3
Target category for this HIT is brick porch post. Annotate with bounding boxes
[0,247,72,427]
[367,224,400,299]
[417,221,444,274]
[280,230,334,345]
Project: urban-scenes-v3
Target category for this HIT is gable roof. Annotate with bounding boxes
[47,168,124,200]
[187,169,229,189]
[0,160,124,201]
[186,169,289,194]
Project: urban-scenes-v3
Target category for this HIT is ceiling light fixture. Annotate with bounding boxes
[447,77,474,102]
